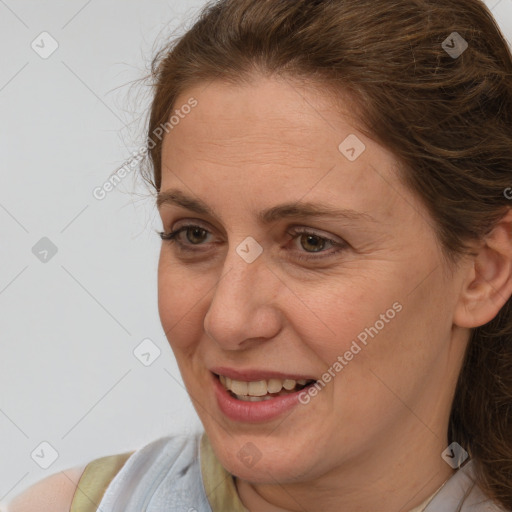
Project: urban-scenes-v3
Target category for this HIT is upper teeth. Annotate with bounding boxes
[219,375,309,396]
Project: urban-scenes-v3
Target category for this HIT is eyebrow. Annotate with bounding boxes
[156,188,378,224]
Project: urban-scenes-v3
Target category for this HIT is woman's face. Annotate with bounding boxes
[157,76,469,484]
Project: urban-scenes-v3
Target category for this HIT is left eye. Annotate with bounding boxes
[285,228,347,261]
[157,225,347,260]
[289,229,336,253]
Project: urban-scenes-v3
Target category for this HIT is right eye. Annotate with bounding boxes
[158,224,214,249]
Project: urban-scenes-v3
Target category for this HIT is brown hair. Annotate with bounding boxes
[140,0,512,507]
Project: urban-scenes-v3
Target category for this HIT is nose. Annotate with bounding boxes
[203,243,282,350]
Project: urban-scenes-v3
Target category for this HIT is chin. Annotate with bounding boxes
[207,430,318,483]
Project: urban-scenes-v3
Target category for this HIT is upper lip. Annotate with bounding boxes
[210,366,318,382]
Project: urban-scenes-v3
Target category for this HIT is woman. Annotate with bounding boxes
[8,0,512,510]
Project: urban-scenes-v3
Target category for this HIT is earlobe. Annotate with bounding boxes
[453,208,512,329]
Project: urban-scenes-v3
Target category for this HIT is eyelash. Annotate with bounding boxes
[157,224,346,262]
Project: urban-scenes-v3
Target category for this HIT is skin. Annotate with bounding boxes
[7,466,86,511]
[156,75,512,512]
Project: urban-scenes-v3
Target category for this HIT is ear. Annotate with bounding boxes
[454,208,512,328]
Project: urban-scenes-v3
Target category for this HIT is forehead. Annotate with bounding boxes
[159,76,416,227]
[164,77,365,160]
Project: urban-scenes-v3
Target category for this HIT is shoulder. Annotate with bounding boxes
[5,435,203,512]
[6,464,86,512]
[5,446,136,512]
[97,433,206,511]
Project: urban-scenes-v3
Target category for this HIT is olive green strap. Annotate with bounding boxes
[70,451,134,512]
[200,433,249,512]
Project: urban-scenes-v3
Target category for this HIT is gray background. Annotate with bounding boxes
[0,0,510,505]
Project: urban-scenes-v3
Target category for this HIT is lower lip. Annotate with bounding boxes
[211,372,312,423]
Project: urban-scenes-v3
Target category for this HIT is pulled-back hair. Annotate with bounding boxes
[140,0,512,508]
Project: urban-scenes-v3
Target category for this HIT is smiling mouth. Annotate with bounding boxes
[214,373,317,401]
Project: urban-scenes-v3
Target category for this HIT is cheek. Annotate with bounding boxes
[295,276,420,409]
[157,255,207,351]
[297,280,398,358]
[322,272,450,415]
